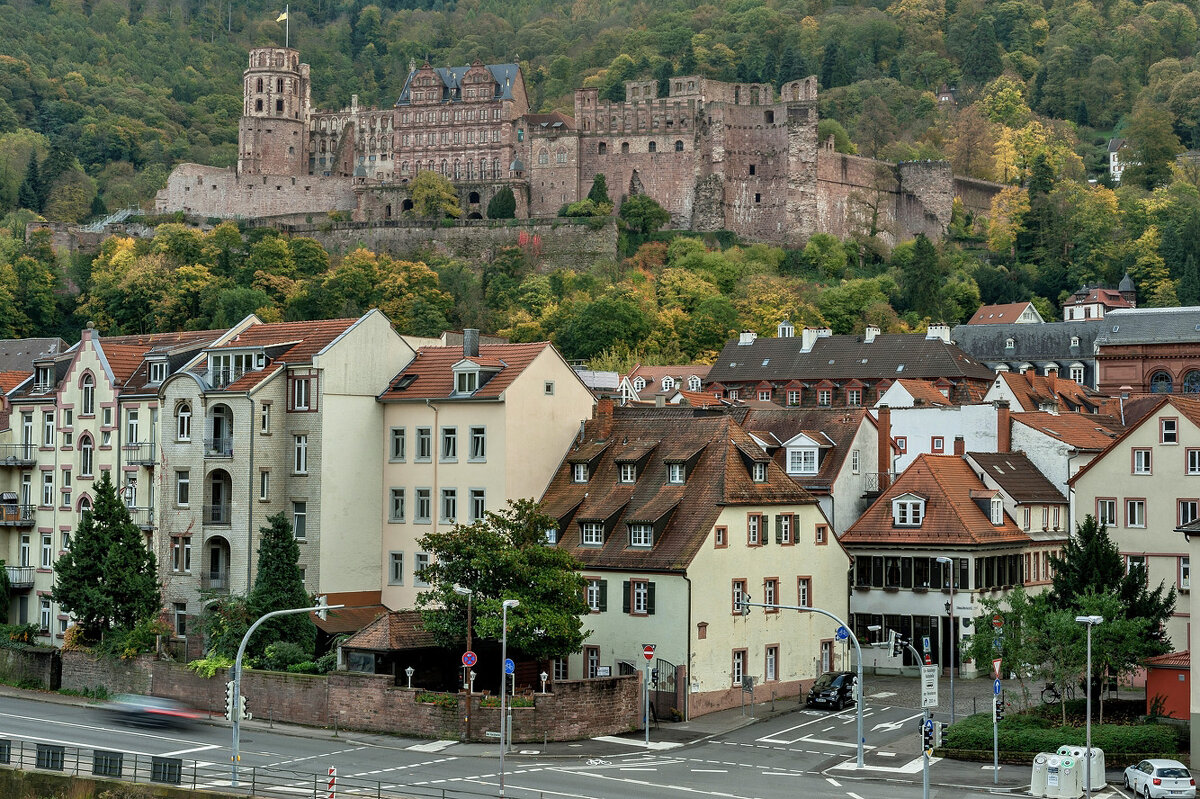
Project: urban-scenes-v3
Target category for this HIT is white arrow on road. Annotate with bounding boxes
[870,712,925,733]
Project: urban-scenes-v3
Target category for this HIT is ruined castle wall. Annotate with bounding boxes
[154,164,358,218]
[953,176,1003,219]
[895,160,954,239]
[526,131,581,217]
[815,149,901,243]
[716,103,792,244]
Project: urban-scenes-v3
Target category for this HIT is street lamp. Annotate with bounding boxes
[1075,615,1103,799]
[540,671,548,694]
[936,556,957,724]
[405,666,414,689]
[499,598,520,799]
[453,585,475,741]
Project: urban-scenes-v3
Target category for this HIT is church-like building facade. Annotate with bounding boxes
[157,47,1002,248]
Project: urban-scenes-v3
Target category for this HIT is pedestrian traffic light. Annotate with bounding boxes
[994,695,1004,722]
[890,630,908,658]
[224,680,236,721]
[316,594,329,621]
[239,695,251,721]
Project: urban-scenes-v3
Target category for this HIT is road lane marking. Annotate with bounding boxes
[822,726,835,732]
[406,740,456,752]
[761,772,803,776]
[826,777,842,787]
[591,735,683,750]
[159,744,220,757]
[848,793,866,799]
[692,769,728,772]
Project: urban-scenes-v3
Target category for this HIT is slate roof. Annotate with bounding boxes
[965,452,1066,503]
[523,111,576,131]
[380,342,553,401]
[1012,412,1125,451]
[842,454,1032,548]
[991,371,1108,413]
[0,337,66,372]
[341,610,437,651]
[1096,307,1200,346]
[396,63,521,106]
[951,321,1100,362]
[730,407,872,492]
[968,302,1040,324]
[706,334,994,384]
[541,407,816,571]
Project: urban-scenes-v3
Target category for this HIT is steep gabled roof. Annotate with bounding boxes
[731,407,871,491]
[968,302,1041,324]
[991,371,1107,413]
[541,407,815,571]
[843,454,1031,547]
[966,452,1066,504]
[380,342,555,401]
[895,379,955,406]
[1013,411,1125,451]
[1069,396,1200,486]
[706,334,993,384]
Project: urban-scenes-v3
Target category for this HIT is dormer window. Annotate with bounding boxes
[752,462,767,482]
[619,463,637,483]
[630,523,653,547]
[667,463,685,484]
[892,495,924,526]
[661,377,675,391]
[1005,338,1015,349]
[581,521,604,546]
[456,370,478,394]
[572,463,588,482]
[1070,336,1080,347]
[688,376,701,391]
[990,497,1004,525]
[148,362,167,384]
[34,365,52,393]
[633,377,646,391]
[787,447,818,475]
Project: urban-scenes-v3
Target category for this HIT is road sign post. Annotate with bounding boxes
[642,644,656,746]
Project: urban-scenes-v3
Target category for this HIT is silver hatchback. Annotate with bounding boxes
[1124,759,1196,799]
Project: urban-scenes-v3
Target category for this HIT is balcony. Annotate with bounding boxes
[0,504,35,527]
[862,472,890,496]
[124,442,157,467]
[126,506,155,530]
[203,504,231,526]
[5,565,33,589]
[0,444,36,467]
[204,437,233,458]
[201,570,230,593]
[209,368,247,389]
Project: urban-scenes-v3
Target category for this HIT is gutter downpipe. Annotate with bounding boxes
[683,572,691,721]
[426,399,438,530]
[247,394,255,591]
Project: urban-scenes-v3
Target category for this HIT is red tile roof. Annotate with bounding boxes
[380,342,553,401]
[1065,287,1133,309]
[995,372,1107,413]
[1013,412,1125,452]
[732,407,872,492]
[843,454,1032,547]
[968,302,1038,324]
[311,604,390,635]
[1144,651,1189,669]
[1068,396,1200,486]
[0,371,30,393]
[541,407,816,571]
[210,318,359,364]
[894,379,954,406]
[340,610,437,651]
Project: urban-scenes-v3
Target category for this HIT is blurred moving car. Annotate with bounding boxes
[103,694,203,728]
[805,671,857,711]
[1124,759,1196,798]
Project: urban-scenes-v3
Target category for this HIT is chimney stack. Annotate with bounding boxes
[877,404,891,490]
[801,327,820,353]
[926,323,951,343]
[996,400,1011,453]
[864,325,880,343]
[463,328,480,358]
[953,435,965,456]
[738,330,757,346]
[595,397,614,438]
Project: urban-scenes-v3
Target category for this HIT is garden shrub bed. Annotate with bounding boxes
[942,711,1184,758]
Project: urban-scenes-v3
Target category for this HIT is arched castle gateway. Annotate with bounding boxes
[157,46,1002,247]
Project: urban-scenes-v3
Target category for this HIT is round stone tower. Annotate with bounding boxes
[238,47,311,176]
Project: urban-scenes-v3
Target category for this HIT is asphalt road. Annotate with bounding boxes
[0,686,1133,799]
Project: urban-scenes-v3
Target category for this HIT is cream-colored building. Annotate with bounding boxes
[157,311,413,655]
[376,332,595,610]
[541,403,851,718]
[1070,395,1200,653]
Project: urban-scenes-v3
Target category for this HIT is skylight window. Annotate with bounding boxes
[896,364,905,372]
[761,359,769,366]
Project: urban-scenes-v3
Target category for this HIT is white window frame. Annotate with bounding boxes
[587,579,602,612]
[752,462,767,482]
[293,377,310,410]
[1189,449,1200,475]
[390,488,406,522]
[748,514,761,545]
[631,580,649,614]
[292,501,307,539]
[582,522,604,546]
[894,499,924,526]
[630,524,653,547]
[176,470,190,506]
[1133,449,1152,474]
[416,427,432,461]
[149,361,167,384]
[1126,499,1146,528]
[40,533,52,568]
[1097,499,1117,527]
[786,448,817,475]
[1163,418,1179,443]
[43,412,54,446]
[733,650,745,684]
[990,497,1004,525]
[126,408,139,443]
[39,598,51,632]
[41,471,53,507]
[667,463,685,484]
[1182,556,1191,591]
[573,463,588,482]
[293,434,308,474]
[177,404,192,441]
[619,463,637,483]
[260,403,271,434]
[1180,499,1199,527]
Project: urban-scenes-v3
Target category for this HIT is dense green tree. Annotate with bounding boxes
[409,171,461,219]
[1122,102,1183,191]
[486,186,516,219]
[17,154,40,212]
[415,499,588,665]
[618,194,670,235]
[246,512,316,660]
[51,473,160,642]
[586,173,611,205]
[556,290,653,360]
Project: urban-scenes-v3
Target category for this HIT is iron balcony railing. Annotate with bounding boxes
[0,443,36,466]
[125,506,155,529]
[0,504,36,526]
[862,472,890,494]
[5,565,33,588]
[208,368,247,389]
[123,442,157,466]
[202,504,231,526]
[200,570,229,593]
[203,437,233,458]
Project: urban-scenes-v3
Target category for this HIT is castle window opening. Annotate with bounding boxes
[518,129,524,142]
[749,164,756,175]
[277,78,284,92]
[402,199,414,212]
[675,82,682,92]
[492,158,500,175]
[469,191,480,203]
[621,142,629,153]
[675,140,684,151]
[764,110,774,123]
[256,99,263,112]
[598,142,607,154]
[557,148,568,163]
[401,161,409,175]
[538,150,549,165]
[648,141,657,153]
[755,193,761,203]
[688,81,695,91]
[256,78,263,92]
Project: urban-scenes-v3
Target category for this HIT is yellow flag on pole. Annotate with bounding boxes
[276,10,288,21]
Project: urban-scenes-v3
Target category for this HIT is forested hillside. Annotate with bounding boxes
[3,0,1200,359]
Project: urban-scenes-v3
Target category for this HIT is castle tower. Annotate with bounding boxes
[238,47,311,176]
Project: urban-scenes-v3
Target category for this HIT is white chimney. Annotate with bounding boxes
[801,327,820,353]
[864,325,880,343]
[738,330,757,346]
[817,327,832,338]
[926,323,950,343]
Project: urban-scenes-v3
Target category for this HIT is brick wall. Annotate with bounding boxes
[54,649,640,741]
[0,646,56,688]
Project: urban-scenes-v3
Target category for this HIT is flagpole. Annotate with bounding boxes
[285,4,289,48]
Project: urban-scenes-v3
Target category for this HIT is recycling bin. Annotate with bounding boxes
[1055,756,1084,798]
[1056,745,1105,790]
[1031,753,1051,797]
[1046,756,1062,797]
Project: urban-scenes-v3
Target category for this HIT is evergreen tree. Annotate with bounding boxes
[679,41,696,75]
[486,185,516,219]
[587,173,611,205]
[247,512,316,658]
[962,17,1002,85]
[1049,514,1176,655]
[18,154,40,212]
[51,473,161,642]
[1179,254,1200,305]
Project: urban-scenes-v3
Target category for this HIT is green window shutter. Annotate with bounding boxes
[622,581,631,614]
[775,515,783,544]
[647,582,656,615]
[762,515,769,545]
[599,580,608,612]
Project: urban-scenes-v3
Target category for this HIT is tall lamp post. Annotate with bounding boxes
[499,598,519,799]
[1075,615,1103,799]
[453,585,474,741]
[936,556,957,724]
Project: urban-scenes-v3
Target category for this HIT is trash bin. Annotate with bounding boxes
[1082,748,1105,791]
[1056,756,1084,799]
[1031,753,1051,798]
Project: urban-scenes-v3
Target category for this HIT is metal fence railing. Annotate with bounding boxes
[0,734,508,799]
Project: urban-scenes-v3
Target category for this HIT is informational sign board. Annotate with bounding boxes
[596,666,611,677]
[921,664,938,708]
[835,626,849,641]
[994,678,1002,696]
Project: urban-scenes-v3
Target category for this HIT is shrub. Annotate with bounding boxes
[416,691,458,708]
[286,660,320,674]
[187,651,235,678]
[262,641,311,672]
[95,618,171,660]
[480,695,534,708]
[943,711,1181,755]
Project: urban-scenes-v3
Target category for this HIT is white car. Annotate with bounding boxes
[1124,759,1196,799]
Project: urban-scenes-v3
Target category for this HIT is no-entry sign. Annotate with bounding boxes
[643,643,656,661]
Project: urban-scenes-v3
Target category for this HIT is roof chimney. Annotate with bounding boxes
[953,435,965,456]
[801,327,821,353]
[864,325,879,343]
[463,328,479,358]
[738,330,757,346]
[877,404,891,491]
[926,323,951,343]
[996,400,1011,453]
[595,397,614,438]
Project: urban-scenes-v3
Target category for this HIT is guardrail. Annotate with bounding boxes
[0,734,504,798]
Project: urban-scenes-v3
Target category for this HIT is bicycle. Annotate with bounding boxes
[1041,682,1075,703]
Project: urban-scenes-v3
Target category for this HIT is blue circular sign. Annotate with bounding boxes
[504,658,515,675]
[462,651,477,667]
[835,626,849,641]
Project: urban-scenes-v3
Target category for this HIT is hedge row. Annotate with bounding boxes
[943,712,1182,755]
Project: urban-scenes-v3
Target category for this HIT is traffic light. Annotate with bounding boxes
[224,680,236,721]
[921,718,934,752]
[316,594,329,621]
[934,722,947,747]
[650,668,659,687]
[994,694,1004,722]
[740,592,752,616]
[890,630,908,658]
[239,695,252,721]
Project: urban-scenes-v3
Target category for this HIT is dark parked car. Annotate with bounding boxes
[806,671,857,710]
[103,694,203,728]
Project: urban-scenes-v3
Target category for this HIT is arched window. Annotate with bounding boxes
[621,142,629,154]
[80,435,94,477]
[454,160,462,179]
[556,148,568,163]
[400,161,410,175]
[1151,371,1174,393]
[80,374,95,416]
[177,403,192,441]
[598,142,607,155]
[276,78,284,93]
[78,495,91,513]
[492,159,500,176]
[674,140,684,151]
[538,149,549,165]
[648,141,657,153]
[1185,371,1200,394]
[1005,338,1015,349]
